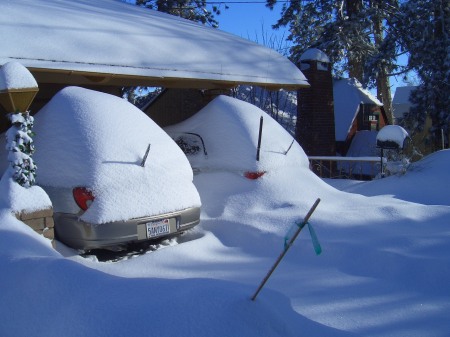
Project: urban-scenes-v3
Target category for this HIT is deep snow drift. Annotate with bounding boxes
[0,96,449,337]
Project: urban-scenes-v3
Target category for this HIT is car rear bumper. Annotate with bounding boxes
[54,207,200,251]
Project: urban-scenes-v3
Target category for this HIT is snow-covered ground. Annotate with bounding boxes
[1,140,449,336]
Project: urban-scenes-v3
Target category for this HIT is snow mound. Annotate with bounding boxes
[336,149,450,206]
[0,170,51,214]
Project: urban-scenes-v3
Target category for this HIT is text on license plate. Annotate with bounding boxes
[146,219,170,238]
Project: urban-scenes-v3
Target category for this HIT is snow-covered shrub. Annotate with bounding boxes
[5,111,36,187]
[379,139,416,178]
[383,152,410,176]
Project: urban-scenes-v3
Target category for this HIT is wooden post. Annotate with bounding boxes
[251,198,321,301]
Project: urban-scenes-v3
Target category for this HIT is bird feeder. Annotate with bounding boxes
[376,125,410,177]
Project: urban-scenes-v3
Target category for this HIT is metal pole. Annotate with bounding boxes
[251,198,321,301]
[256,116,263,161]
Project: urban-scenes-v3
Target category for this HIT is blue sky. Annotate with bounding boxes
[215,1,288,42]
[123,0,287,42]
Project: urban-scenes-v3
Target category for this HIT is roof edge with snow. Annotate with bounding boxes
[0,0,309,90]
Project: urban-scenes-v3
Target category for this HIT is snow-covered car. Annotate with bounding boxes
[164,95,310,179]
[21,87,201,251]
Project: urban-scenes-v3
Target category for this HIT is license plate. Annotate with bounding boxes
[146,219,170,238]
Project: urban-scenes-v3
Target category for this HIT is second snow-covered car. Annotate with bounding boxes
[165,95,310,179]
[31,86,201,251]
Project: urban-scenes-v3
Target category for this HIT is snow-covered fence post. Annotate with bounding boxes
[0,62,39,187]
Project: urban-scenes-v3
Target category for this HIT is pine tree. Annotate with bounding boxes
[266,0,399,121]
[135,0,220,27]
[393,0,450,148]
[267,1,371,80]
[5,112,37,188]
[267,1,336,67]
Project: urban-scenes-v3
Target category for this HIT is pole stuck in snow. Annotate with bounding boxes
[251,198,321,301]
[256,116,263,161]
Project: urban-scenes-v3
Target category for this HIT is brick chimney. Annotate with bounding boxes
[296,49,335,156]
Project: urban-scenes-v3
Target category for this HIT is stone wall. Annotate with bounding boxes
[15,208,55,242]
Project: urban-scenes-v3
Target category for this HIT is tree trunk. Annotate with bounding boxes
[431,0,448,147]
[346,0,365,82]
[372,0,394,124]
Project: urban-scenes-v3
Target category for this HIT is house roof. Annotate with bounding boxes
[392,86,415,105]
[333,78,382,141]
[392,86,416,118]
[0,0,309,90]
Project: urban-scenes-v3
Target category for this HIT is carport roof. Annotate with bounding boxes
[0,0,308,90]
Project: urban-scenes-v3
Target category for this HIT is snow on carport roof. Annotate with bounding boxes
[0,0,309,89]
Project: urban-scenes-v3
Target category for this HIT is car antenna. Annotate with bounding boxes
[256,116,263,161]
[284,139,295,155]
[141,143,151,167]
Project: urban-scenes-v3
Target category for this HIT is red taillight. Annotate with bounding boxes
[244,171,266,180]
[73,187,95,211]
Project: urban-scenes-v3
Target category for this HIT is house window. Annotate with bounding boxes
[367,114,378,130]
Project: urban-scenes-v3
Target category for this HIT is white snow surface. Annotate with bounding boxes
[1,94,450,336]
[334,78,383,141]
[0,0,308,88]
[334,149,450,205]
[377,125,410,148]
[165,95,309,173]
[32,86,200,224]
[0,61,38,90]
[337,130,381,176]
[300,48,331,63]
[345,130,379,157]
[0,170,51,214]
